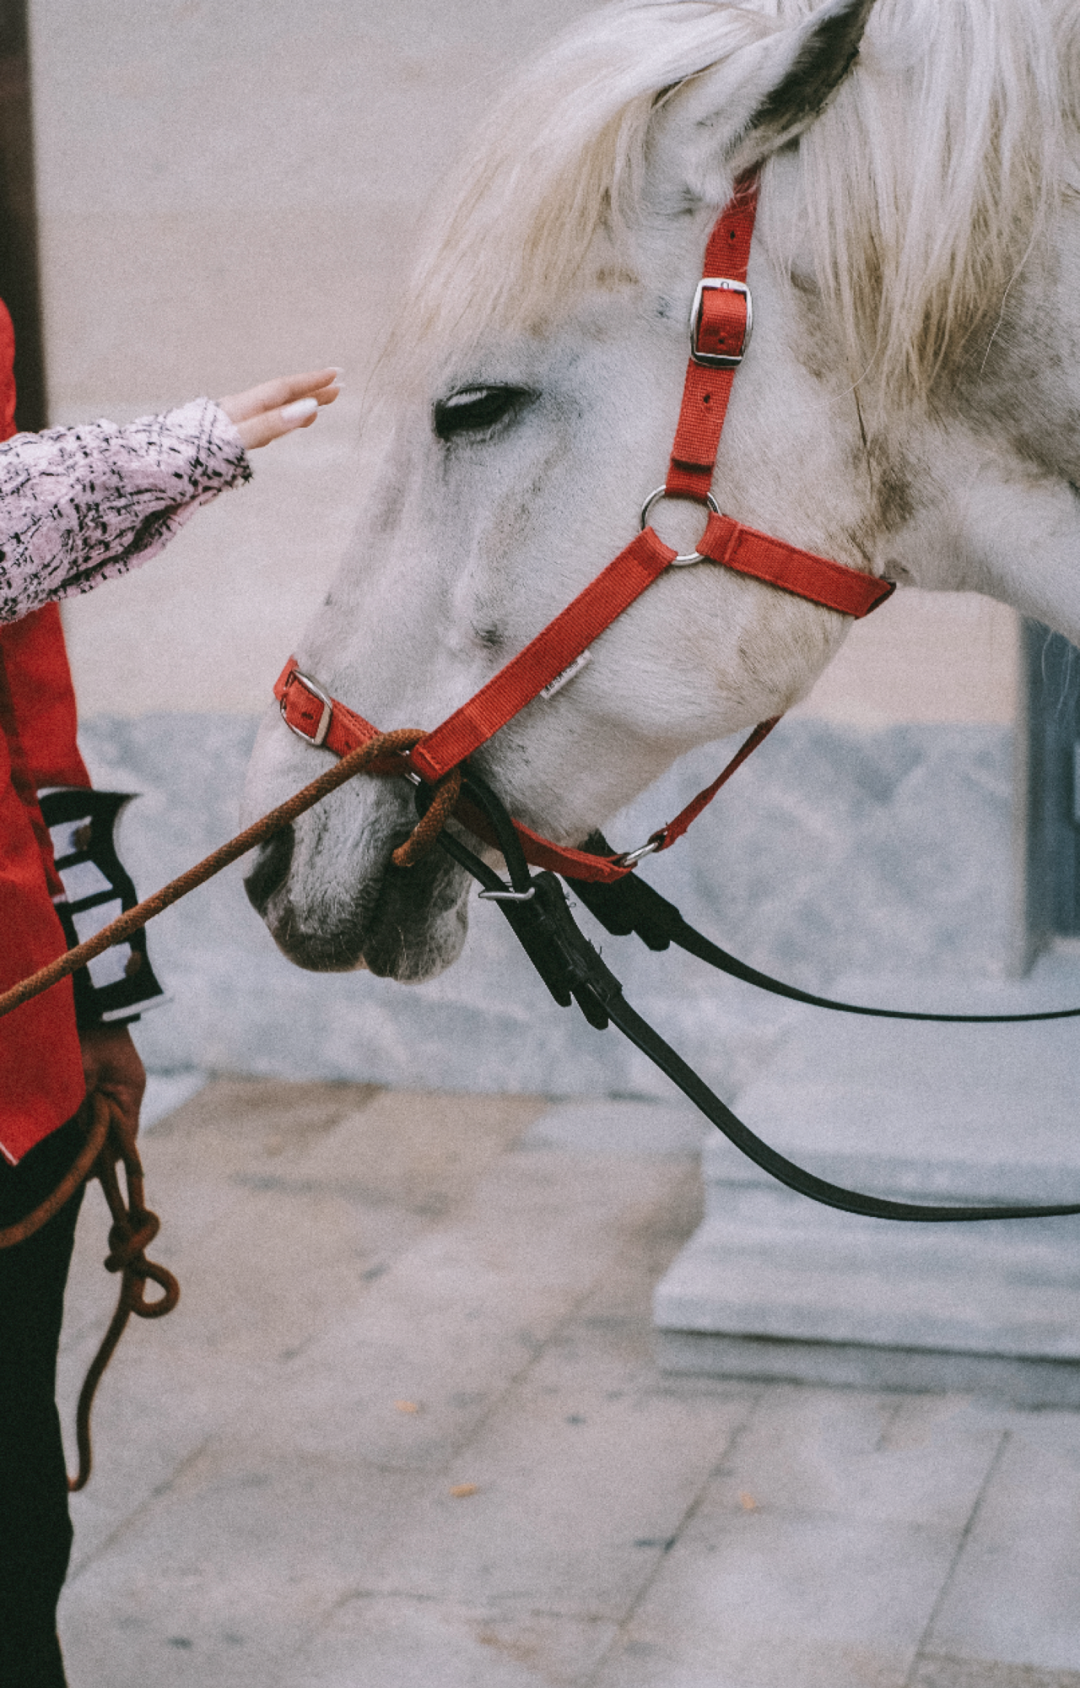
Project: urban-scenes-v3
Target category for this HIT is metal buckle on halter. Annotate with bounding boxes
[690,278,753,368]
[614,830,666,870]
[640,488,720,567]
[280,668,333,747]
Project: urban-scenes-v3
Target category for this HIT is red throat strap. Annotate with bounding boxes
[273,178,894,883]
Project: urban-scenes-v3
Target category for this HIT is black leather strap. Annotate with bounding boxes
[430,783,1080,1224]
[573,834,1080,1024]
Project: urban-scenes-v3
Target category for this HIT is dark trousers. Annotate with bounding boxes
[0,1113,86,1688]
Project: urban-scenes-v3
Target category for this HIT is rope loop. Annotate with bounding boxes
[63,1091,180,1491]
[392,764,463,869]
[104,1209,160,1274]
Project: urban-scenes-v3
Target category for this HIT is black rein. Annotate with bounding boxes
[419,773,1080,1225]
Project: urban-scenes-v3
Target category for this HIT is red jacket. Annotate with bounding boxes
[0,302,87,1162]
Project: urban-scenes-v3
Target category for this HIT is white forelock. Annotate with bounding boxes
[400,0,1074,408]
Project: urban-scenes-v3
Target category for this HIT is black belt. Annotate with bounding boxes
[424,770,1080,1224]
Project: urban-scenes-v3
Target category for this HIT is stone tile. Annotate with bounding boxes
[289,1597,618,1688]
[702,1387,1000,1532]
[69,1084,544,1371]
[655,1204,1080,1359]
[60,1327,271,1573]
[362,1346,752,1617]
[58,1080,1080,1688]
[520,1101,707,1159]
[522,1311,757,1413]
[59,1447,430,1688]
[143,1180,425,1363]
[150,1077,386,1173]
[925,1420,1080,1671]
[236,1150,687,1468]
[595,1510,957,1688]
[572,1159,704,1329]
[911,1660,1080,1688]
[115,1078,386,1265]
[272,1088,548,1215]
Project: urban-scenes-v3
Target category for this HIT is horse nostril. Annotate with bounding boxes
[244,825,295,916]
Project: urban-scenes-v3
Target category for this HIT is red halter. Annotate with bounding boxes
[274,177,894,883]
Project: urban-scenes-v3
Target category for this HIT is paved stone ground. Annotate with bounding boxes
[56,1079,1080,1688]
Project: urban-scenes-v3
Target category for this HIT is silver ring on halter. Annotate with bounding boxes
[639,488,720,566]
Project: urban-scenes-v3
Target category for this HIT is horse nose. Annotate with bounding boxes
[244,825,295,916]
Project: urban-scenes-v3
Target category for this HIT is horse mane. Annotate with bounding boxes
[403,0,1074,408]
[796,0,1070,403]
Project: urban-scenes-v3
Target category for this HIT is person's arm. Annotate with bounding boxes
[0,367,339,623]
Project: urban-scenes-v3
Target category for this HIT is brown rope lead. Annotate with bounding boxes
[0,726,450,1024]
[67,1091,180,1492]
[391,762,462,868]
[0,1098,110,1250]
[0,1089,180,1491]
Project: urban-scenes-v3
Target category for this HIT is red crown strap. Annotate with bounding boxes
[666,175,758,502]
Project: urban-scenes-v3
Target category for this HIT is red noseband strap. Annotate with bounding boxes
[274,176,894,883]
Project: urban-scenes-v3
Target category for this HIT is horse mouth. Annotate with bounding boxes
[243,820,471,981]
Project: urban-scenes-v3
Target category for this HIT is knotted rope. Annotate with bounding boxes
[0,1090,180,1491]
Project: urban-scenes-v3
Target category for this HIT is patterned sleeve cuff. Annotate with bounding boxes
[159,396,252,497]
[0,396,254,620]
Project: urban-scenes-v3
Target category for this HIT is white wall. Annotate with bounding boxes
[28,0,1017,725]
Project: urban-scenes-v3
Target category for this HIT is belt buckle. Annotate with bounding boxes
[690,278,752,368]
[280,668,333,747]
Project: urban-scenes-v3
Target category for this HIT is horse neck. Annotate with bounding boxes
[873,191,1080,638]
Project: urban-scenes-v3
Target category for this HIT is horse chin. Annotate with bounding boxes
[257,842,472,983]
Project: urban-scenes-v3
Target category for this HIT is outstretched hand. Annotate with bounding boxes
[219,367,341,451]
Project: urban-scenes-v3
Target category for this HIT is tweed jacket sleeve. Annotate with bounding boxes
[0,397,251,622]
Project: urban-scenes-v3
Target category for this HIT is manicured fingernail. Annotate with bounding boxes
[281,397,318,424]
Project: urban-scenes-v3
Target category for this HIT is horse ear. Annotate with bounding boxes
[645,0,875,212]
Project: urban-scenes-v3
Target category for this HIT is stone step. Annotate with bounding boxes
[655,956,1080,1405]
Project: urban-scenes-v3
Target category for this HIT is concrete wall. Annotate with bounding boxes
[23,2,1024,1084]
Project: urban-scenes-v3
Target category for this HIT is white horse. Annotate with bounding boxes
[244,0,1080,985]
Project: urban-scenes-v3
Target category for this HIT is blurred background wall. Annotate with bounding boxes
[18,0,1025,1088]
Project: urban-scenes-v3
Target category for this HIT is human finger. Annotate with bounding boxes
[219,367,342,426]
[231,393,335,450]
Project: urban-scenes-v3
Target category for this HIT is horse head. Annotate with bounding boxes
[243,0,1080,981]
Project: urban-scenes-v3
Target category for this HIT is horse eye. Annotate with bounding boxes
[433,385,532,441]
